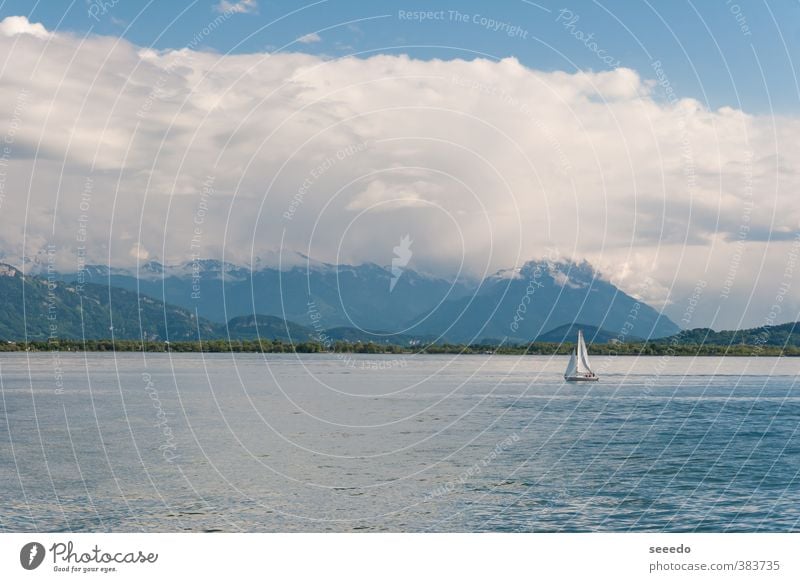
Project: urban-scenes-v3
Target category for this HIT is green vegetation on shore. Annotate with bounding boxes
[2,338,798,357]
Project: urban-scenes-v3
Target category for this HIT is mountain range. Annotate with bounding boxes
[49,257,679,343]
[56,258,474,333]
[7,259,800,349]
[407,261,678,342]
[0,263,215,341]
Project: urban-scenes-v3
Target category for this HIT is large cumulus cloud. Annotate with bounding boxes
[0,16,797,329]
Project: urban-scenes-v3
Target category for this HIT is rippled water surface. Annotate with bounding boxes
[1,353,798,532]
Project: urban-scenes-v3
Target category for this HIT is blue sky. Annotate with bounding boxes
[3,0,800,113]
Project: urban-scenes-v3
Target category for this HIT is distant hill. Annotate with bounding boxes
[221,315,314,342]
[659,322,800,347]
[321,326,436,345]
[535,323,642,344]
[0,264,215,341]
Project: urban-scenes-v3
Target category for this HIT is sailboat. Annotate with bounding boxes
[564,329,599,382]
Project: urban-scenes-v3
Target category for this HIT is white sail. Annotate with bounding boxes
[576,330,593,374]
[564,329,598,380]
[564,350,578,378]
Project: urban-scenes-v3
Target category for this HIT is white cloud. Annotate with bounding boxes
[346,178,438,211]
[0,15,50,39]
[0,20,798,329]
[214,0,257,15]
[297,32,322,44]
[129,243,150,261]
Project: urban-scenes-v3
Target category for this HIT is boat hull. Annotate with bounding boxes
[564,375,599,382]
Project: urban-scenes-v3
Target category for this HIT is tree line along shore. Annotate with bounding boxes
[1,339,797,357]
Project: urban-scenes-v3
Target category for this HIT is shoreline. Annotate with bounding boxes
[1,339,797,357]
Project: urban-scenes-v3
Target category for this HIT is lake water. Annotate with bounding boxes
[0,353,798,532]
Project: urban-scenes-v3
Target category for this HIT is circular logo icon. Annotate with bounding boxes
[20,542,45,570]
